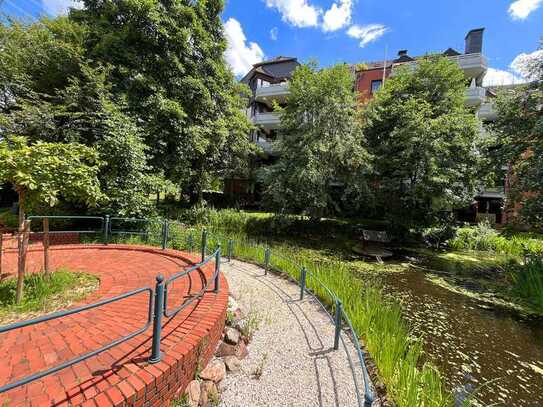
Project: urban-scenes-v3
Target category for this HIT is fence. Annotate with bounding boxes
[0,215,375,407]
[0,216,221,396]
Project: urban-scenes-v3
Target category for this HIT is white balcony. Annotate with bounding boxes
[391,53,488,79]
[254,136,274,154]
[478,102,498,122]
[253,112,281,129]
[255,82,289,107]
[465,86,486,106]
[449,53,488,78]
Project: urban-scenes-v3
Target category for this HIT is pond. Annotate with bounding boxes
[383,264,543,406]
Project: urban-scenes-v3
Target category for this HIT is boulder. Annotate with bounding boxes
[223,356,241,372]
[216,341,237,357]
[184,380,200,407]
[236,341,249,360]
[224,327,241,345]
[200,360,226,383]
[199,380,219,407]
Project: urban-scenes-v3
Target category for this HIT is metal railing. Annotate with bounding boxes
[1,215,375,405]
[0,217,221,395]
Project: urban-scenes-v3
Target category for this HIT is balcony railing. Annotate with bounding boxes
[465,86,486,106]
[253,111,281,129]
[478,102,498,121]
[391,53,488,79]
[255,82,289,106]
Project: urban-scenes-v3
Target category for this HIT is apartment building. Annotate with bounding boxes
[231,29,506,223]
[223,57,300,203]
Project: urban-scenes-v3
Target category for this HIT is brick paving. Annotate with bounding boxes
[0,244,228,407]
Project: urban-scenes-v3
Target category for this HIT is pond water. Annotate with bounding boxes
[383,267,543,406]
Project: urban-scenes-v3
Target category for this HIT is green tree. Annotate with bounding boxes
[492,44,543,229]
[0,19,172,215]
[0,136,103,302]
[71,0,254,203]
[262,63,372,220]
[363,55,482,234]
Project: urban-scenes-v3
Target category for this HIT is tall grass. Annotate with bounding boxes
[511,257,543,311]
[449,222,543,257]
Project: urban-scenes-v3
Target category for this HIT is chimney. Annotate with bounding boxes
[398,50,408,57]
[465,28,484,54]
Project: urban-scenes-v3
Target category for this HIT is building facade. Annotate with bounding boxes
[231,30,509,224]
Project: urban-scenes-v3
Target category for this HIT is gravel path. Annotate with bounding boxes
[219,259,375,407]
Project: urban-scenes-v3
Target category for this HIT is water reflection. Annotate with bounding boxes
[384,269,543,406]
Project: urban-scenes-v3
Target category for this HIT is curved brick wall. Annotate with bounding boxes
[0,244,228,407]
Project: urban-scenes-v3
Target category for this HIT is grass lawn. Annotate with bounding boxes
[0,268,99,325]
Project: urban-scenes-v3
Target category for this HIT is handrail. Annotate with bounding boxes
[163,249,220,318]
[0,287,153,394]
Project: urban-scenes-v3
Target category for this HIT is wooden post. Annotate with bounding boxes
[16,220,30,304]
[43,217,50,275]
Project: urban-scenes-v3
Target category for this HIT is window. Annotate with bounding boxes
[371,79,382,94]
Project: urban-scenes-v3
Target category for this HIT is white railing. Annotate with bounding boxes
[253,112,281,129]
[465,86,486,106]
[255,82,290,101]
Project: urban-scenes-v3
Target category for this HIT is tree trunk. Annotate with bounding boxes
[43,217,50,275]
[16,220,30,305]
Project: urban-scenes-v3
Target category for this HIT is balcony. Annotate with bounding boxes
[465,86,486,106]
[478,102,498,122]
[253,136,274,154]
[253,112,281,129]
[255,82,289,107]
[391,53,488,79]
[448,53,488,78]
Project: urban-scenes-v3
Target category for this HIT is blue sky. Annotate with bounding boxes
[2,0,542,85]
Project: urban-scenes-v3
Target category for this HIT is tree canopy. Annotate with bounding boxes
[492,44,543,229]
[0,1,254,214]
[363,55,483,233]
[262,63,372,219]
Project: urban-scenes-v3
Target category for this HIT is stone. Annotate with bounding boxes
[216,341,236,357]
[200,360,226,383]
[236,341,249,360]
[223,356,241,372]
[224,327,241,345]
[184,380,200,407]
[199,380,219,407]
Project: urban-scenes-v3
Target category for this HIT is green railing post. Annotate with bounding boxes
[334,299,342,351]
[188,233,194,253]
[264,248,270,275]
[201,230,207,262]
[104,215,110,245]
[300,267,307,300]
[161,220,169,250]
[227,240,233,262]
[149,274,165,364]
[214,246,221,293]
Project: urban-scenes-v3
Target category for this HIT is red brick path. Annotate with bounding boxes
[0,244,228,407]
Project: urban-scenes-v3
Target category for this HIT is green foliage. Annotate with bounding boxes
[0,268,98,316]
[510,257,543,311]
[491,44,543,229]
[0,207,18,229]
[71,0,255,201]
[363,55,483,235]
[263,62,372,219]
[449,222,543,256]
[0,136,104,221]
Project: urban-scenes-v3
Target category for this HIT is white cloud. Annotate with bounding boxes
[265,0,321,28]
[322,0,353,32]
[347,24,388,47]
[270,27,279,41]
[510,49,543,79]
[483,68,525,86]
[42,0,81,15]
[508,0,542,20]
[224,18,265,77]
[484,49,543,86]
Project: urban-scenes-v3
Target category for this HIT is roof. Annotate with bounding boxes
[241,56,300,83]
